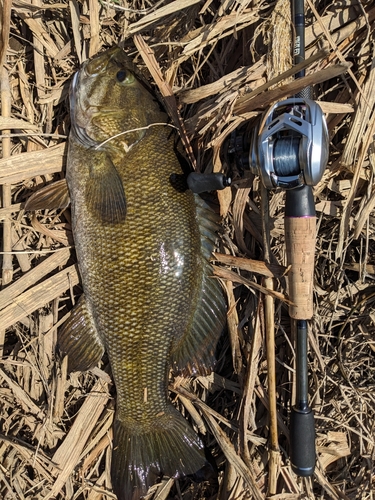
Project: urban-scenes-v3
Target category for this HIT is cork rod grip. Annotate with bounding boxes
[285,216,316,320]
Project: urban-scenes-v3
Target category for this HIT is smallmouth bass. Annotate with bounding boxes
[29,47,226,499]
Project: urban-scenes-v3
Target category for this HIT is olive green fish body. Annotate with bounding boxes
[68,130,201,416]
[60,47,226,499]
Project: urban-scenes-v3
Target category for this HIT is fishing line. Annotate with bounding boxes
[272,136,301,177]
[94,122,178,150]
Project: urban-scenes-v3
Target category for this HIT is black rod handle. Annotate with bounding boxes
[290,406,315,476]
[290,319,315,476]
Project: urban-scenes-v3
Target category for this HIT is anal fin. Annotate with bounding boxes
[58,294,104,372]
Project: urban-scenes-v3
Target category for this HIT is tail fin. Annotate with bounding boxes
[111,405,206,500]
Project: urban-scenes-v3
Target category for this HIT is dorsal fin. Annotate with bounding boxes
[171,196,226,376]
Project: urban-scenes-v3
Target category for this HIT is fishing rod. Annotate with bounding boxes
[250,0,328,476]
[184,0,329,479]
[287,0,317,476]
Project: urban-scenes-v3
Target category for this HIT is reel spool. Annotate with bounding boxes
[250,98,329,190]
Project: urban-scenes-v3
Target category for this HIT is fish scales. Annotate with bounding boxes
[56,47,226,499]
[72,131,201,419]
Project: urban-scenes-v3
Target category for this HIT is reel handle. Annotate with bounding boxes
[187,172,231,193]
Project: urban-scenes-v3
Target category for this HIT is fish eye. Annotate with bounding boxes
[116,69,134,84]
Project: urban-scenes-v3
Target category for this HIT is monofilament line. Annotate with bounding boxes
[94,122,178,150]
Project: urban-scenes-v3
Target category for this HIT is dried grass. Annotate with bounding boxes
[1,0,374,499]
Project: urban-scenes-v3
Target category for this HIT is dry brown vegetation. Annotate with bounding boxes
[0,0,374,498]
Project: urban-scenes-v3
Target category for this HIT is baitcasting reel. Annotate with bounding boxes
[249,98,329,190]
[186,98,329,196]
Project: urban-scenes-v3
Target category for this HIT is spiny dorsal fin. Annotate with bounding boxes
[25,179,70,211]
[171,196,226,376]
[58,294,104,372]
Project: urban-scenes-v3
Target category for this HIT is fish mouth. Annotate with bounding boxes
[84,46,123,76]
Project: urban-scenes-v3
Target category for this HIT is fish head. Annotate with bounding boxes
[70,46,161,153]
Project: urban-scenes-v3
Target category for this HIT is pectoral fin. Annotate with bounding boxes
[58,294,104,372]
[25,179,70,211]
[86,154,127,224]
